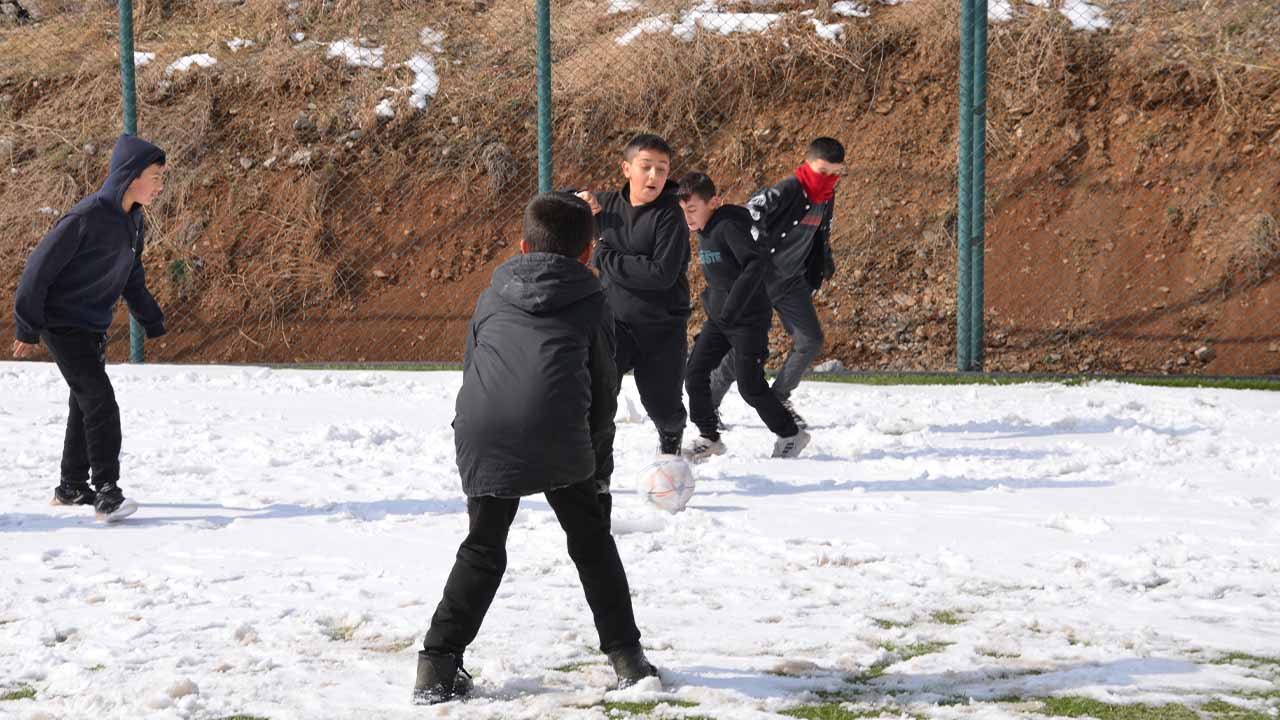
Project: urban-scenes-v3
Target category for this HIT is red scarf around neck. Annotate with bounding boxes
[795,163,839,203]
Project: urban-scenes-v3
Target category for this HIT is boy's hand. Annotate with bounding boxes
[12,340,39,359]
[575,191,602,215]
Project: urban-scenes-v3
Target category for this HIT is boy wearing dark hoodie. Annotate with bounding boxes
[12,134,168,523]
[709,137,845,430]
[575,134,691,509]
[414,193,658,705]
[677,173,809,461]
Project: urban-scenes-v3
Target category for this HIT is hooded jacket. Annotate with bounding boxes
[14,135,167,343]
[696,205,771,331]
[591,183,691,328]
[453,252,618,498]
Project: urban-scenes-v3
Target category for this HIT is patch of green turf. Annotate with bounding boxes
[1200,698,1276,719]
[873,618,912,630]
[600,700,698,715]
[1212,653,1280,668]
[880,640,953,661]
[978,649,1021,659]
[1,686,35,701]
[269,363,462,372]
[782,703,922,719]
[806,373,1280,392]
[929,610,963,626]
[1038,696,1199,719]
[218,716,270,720]
[553,661,594,673]
[88,664,106,672]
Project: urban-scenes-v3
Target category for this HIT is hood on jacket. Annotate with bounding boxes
[99,134,166,213]
[493,252,601,315]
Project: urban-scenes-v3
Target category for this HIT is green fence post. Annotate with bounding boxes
[956,0,974,371]
[536,0,552,194]
[119,0,143,363]
[970,0,987,370]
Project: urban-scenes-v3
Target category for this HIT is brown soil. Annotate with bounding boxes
[1,0,1277,373]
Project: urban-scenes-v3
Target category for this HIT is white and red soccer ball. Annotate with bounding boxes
[636,455,695,514]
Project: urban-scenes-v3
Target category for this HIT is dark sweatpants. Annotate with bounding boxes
[41,328,121,490]
[710,275,824,407]
[423,480,642,656]
[614,320,688,445]
[687,319,798,440]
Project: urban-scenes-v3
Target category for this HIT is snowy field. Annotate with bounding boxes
[2,363,1279,720]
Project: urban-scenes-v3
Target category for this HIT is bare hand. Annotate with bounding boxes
[576,191,602,216]
[12,340,39,359]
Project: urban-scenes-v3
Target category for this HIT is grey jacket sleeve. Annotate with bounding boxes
[587,301,618,492]
[13,215,85,344]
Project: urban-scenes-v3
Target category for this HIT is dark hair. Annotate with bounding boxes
[623,133,673,161]
[806,137,846,164]
[675,172,717,203]
[522,192,595,257]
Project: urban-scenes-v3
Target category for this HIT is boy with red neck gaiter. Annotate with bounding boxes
[707,137,845,431]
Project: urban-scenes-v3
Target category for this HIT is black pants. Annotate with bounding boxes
[711,275,824,406]
[42,328,121,489]
[423,480,641,656]
[687,320,798,440]
[614,321,688,439]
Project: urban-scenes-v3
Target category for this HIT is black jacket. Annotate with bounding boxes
[453,253,618,498]
[746,176,836,291]
[14,135,167,344]
[591,183,691,328]
[696,205,771,330]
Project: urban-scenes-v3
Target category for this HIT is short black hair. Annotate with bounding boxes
[522,192,595,257]
[806,137,846,164]
[675,172,717,203]
[623,133,673,161]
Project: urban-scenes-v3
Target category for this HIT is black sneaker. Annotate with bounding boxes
[715,410,728,433]
[412,651,473,705]
[51,483,96,506]
[93,483,138,523]
[658,431,682,456]
[607,645,659,690]
[780,399,808,430]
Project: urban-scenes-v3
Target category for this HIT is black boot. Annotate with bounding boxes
[412,651,473,705]
[658,431,682,456]
[51,482,95,506]
[607,645,659,690]
[93,482,138,522]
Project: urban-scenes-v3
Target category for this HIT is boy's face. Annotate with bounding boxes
[622,150,671,206]
[129,164,166,206]
[679,194,721,233]
[806,158,846,179]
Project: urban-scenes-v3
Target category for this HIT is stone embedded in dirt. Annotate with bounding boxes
[287,149,313,167]
[1177,356,1189,367]
[239,157,254,170]
[1267,343,1280,353]
[82,142,97,155]
[1195,346,1215,363]
[293,112,319,143]
[1047,353,1063,364]
[812,359,844,374]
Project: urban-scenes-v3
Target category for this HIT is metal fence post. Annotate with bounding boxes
[119,0,144,363]
[956,0,975,371]
[970,0,988,370]
[536,0,552,194]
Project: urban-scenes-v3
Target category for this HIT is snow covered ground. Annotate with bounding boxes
[2,363,1278,719]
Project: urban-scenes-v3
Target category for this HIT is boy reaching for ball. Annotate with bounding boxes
[414,193,659,704]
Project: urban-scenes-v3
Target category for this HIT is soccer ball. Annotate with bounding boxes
[637,455,695,514]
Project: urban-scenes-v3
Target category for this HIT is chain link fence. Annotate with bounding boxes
[1,0,1276,373]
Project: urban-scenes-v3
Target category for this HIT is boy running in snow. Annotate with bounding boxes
[12,134,168,522]
[709,137,845,430]
[678,173,810,461]
[414,193,658,705]
[574,133,691,517]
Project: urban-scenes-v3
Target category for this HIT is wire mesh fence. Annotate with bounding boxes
[1,0,1276,373]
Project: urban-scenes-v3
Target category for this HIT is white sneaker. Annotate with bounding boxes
[682,436,726,463]
[772,429,811,459]
[96,498,138,523]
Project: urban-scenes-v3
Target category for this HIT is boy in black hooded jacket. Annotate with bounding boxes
[677,173,810,461]
[12,134,168,522]
[414,193,658,705]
